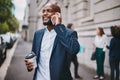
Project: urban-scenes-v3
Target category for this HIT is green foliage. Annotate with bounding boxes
[0,0,19,33]
[0,22,9,34]
[6,15,19,32]
[0,0,14,23]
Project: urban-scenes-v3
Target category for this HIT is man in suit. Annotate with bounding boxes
[67,23,82,79]
[25,3,80,80]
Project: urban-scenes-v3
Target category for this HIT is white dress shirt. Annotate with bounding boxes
[36,28,57,80]
[95,34,108,51]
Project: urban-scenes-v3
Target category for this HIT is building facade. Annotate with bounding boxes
[24,0,120,75]
[23,0,38,41]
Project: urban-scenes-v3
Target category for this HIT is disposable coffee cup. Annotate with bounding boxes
[25,52,37,69]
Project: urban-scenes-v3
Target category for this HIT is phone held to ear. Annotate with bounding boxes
[51,12,61,25]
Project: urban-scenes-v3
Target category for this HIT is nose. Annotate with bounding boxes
[43,10,48,15]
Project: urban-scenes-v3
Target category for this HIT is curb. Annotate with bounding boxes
[0,40,18,80]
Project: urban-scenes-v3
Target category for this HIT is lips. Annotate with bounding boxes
[43,17,50,22]
[43,17,48,20]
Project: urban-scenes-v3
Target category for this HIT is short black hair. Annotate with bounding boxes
[67,23,73,29]
[111,25,120,38]
[45,3,61,13]
[50,4,61,13]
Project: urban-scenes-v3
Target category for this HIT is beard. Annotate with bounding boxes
[43,17,53,26]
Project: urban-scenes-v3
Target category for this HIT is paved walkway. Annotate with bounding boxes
[0,40,18,80]
[4,39,34,80]
[3,38,110,80]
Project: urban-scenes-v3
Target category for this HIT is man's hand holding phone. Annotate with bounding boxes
[51,12,62,26]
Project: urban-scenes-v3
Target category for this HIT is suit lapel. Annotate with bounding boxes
[38,28,45,53]
[52,35,58,51]
[36,29,45,63]
[50,35,59,61]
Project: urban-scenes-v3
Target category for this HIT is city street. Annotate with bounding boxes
[1,38,110,80]
[1,0,120,80]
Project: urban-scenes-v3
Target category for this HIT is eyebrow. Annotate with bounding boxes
[42,8,54,12]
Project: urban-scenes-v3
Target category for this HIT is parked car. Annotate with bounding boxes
[0,36,7,66]
[6,32,18,48]
[1,34,14,49]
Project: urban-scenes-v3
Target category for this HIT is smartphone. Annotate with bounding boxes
[51,12,60,25]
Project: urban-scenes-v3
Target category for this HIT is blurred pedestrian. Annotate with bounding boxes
[24,3,80,80]
[67,23,82,79]
[93,27,108,80]
[107,26,120,80]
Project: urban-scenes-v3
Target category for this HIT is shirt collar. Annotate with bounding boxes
[45,27,55,33]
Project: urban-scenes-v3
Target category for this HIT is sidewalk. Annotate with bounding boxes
[5,39,34,80]
[0,40,18,80]
[1,38,110,80]
[70,63,110,80]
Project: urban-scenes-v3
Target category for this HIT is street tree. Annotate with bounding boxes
[0,23,9,34]
[6,15,19,33]
[0,0,14,23]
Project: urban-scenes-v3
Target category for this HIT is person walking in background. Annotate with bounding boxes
[107,26,120,80]
[93,27,108,80]
[67,23,82,79]
[24,3,80,80]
